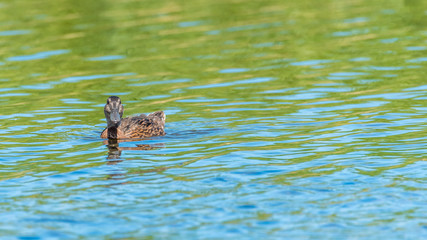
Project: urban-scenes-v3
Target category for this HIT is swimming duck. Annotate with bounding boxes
[101,96,166,139]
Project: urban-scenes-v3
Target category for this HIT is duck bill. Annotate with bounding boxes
[109,109,121,127]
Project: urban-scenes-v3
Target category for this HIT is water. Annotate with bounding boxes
[1,0,426,239]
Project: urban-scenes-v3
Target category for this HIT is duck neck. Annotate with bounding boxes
[107,127,118,139]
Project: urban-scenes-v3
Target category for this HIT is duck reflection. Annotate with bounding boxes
[105,138,164,164]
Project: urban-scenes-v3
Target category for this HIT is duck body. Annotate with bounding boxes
[101,96,166,139]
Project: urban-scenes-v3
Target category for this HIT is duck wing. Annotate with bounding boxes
[119,111,166,138]
[147,111,166,126]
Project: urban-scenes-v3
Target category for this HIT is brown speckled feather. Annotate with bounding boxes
[121,111,165,138]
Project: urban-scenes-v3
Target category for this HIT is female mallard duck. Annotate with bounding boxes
[101,96,166,139]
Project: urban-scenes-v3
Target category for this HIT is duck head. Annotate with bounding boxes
[104,96,124,128]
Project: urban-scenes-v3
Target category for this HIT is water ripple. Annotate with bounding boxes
[7,50,69,61]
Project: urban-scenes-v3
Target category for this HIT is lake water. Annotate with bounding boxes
[1,0,427,239]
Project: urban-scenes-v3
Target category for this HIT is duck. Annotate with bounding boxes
[101,96,166,139]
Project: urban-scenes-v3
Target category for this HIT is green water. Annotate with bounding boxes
[0,0,426,239]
